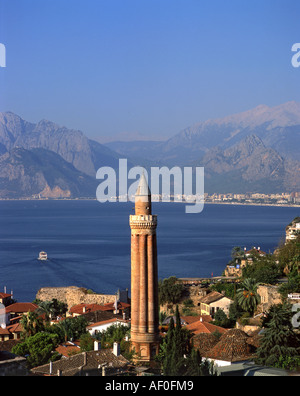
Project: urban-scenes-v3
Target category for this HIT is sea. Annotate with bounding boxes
[0,200,298,302]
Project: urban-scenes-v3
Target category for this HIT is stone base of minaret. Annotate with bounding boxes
[131,340,160,363]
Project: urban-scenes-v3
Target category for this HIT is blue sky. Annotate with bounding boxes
[0,0,299,141]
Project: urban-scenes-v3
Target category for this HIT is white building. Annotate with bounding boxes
[87,318,129,336]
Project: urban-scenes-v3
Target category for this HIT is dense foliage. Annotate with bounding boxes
[242,255,281,285]
[256,303,300,371]
[93,324,133,360]
[47,316,88,343]
[15,309,89,368]
[156,306,214,376]
[12,332,60,368]
[210,282,238,300]
[234,233,300,287]
[158,276,184,305]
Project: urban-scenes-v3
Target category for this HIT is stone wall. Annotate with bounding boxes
[36,286,116,310]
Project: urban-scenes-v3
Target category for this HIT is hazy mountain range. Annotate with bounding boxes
[0,101,299,198]
[107,101,300,164]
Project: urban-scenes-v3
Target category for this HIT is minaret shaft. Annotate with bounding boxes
[129,175,160,362]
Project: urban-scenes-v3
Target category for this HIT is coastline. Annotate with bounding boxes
[0,197,298,209]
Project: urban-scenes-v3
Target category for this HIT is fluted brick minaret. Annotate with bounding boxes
[130,174,160,362]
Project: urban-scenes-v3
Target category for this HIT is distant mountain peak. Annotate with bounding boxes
[238,134,265,150]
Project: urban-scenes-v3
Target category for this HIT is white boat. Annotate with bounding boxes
[38,251,48,261]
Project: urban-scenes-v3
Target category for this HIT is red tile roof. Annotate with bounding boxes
[0,326,10,336]
[0,293,12,299]
[31,350,129,376]
[0,322,23,336]
[69,303,105,315]
[186,320,228,336]
[192,333,220,356]
[6,302,38,313]
[206,329,254,362]
[199,291,226,305]
[245,248,266,256]
[97,302,131,311]
[55,341,81,358]
[181,315,213,325]
[6,322,23,334]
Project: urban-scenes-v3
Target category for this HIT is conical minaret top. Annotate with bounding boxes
[135,173,152,215]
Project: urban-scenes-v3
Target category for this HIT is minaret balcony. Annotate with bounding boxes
[129,214,157,229]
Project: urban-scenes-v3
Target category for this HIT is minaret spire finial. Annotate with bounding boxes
[136,172,151,197]
[135,173,151,215]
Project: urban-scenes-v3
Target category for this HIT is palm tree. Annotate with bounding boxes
[57,319,72,343]
[236,278,261,316]
[36,300,53,324]
[159,311,167,326]
[20,312,44,338]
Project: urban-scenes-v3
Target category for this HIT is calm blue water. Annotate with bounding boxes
[0,200,298,302]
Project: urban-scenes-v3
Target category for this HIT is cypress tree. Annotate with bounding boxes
[256,303,300,368]
[162,316,175,375]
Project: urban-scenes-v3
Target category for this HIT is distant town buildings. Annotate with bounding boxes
[205,192,300,206]
[224,247,267,278]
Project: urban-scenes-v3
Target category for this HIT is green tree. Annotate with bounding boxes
[95,324,129,350]
[231,246,245,260]
[12,332,59,368]
[80,333,94,352]
[278,273,300,300]
[159,306,213,376]
[169,306,188,375]
[242,255,280,284]
[158,276,184,305]
[161,317,175,374]
[159,311,167,326]
[229,298,245,323]
[20,312,45,339]
[236,278,261,316]
[50,299,68,318]
[211,308,233,328]
[36,299,68,324]
[210,283,238,300]
[36,301,53,324]
[185,349,214,376]
[49,316,88,343]
[277,236,300,274]
[256,303,300,369]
